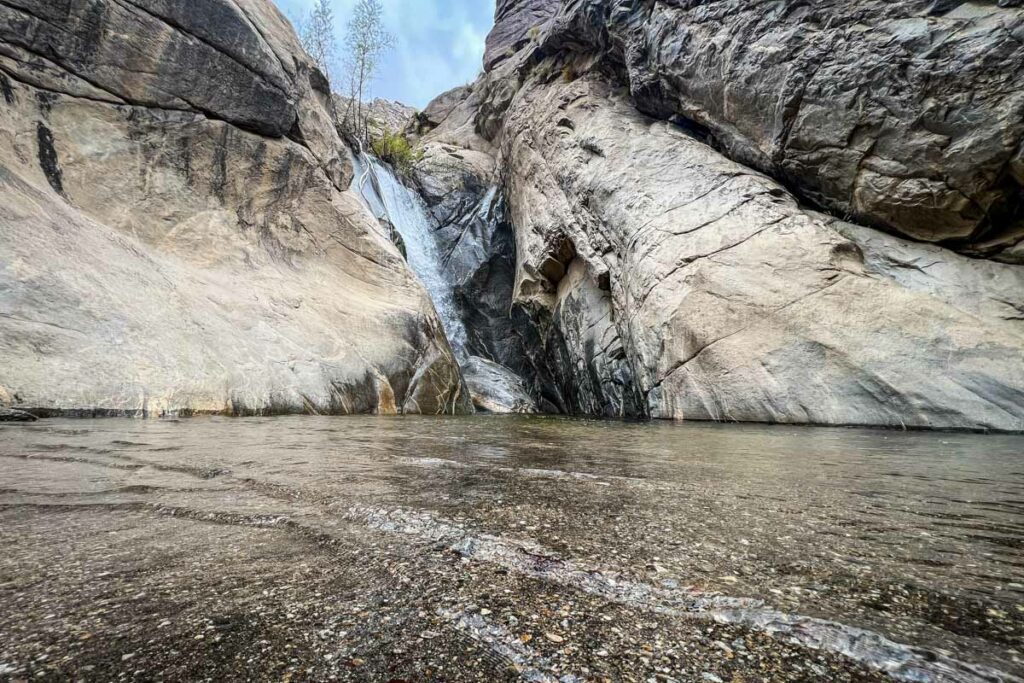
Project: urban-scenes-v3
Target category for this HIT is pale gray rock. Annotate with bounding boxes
[423,0,1024,429]
[463,356,537,414]
[412,85,473,132]
[491,71,1024,430]
[0,0,470,417]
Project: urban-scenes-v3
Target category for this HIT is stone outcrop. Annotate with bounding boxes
[537,0,1024,260]
[462,356,537,414]
[0,0,469,417]
[411,0,1024,430]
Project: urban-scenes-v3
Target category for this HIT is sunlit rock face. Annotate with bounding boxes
[413,0,1024,429]
[0,0,469,417]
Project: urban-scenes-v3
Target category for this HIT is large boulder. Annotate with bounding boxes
[462,356,537,414]
[533,0,1024,259]
[0,0,470,417]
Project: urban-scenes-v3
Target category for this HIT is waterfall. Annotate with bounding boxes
[352,154,469,359]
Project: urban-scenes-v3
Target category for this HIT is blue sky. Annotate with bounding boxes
[274,0,495,109]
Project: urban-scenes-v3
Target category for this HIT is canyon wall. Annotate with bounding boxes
[414,0,1024,430]
[0,0,469,416]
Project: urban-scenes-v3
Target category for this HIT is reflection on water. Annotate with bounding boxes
[1,416,1022,681]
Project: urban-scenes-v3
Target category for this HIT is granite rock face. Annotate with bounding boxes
[484,0,559,70]
[462,356,537,414]
[502,73,1024,429]
[536,0,1024,259]
[413,0,1024,430]
[0,0,469,417]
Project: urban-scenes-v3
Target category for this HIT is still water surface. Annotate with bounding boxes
[1,416,1021,681]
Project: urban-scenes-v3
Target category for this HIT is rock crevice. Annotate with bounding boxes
[408,0,1024,430]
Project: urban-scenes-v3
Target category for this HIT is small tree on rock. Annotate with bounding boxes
[344,0,394,143]
[299,0,338,85]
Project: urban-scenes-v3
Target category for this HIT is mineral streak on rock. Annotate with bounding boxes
[405,0,1024,430]
[0,0,470,417]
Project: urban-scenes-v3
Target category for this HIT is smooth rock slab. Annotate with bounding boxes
[0,0,469,417]
[463,356,538,414]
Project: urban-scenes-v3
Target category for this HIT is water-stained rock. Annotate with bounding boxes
[529,0,1024,259]
[0,0,469,417]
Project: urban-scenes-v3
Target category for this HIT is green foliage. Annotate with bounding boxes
[371,130,422,175]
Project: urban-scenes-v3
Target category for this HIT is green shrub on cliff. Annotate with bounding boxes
[371,129,422,175]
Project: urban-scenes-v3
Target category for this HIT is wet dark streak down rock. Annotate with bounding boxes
[0,0,469,417]
[407,0,1024,430]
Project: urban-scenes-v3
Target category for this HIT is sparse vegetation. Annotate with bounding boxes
[371,129,422,175]
[342,0,394,144]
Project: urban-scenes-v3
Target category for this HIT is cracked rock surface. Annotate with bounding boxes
[412,0,1024,429]
[535,0,1024,256]
[0,0,469,417]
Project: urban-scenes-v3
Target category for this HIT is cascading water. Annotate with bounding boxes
[352,152,538,414]
[352,154,469,359]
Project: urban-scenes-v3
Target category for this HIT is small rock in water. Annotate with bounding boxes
[545,632,565,643]
[0,408,37,422]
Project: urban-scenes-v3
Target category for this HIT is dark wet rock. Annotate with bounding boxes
[532,0,1024,257]
[0,407,37,422]
[462,356,537,414]
[409,87,561,412]
[0,0,469,417]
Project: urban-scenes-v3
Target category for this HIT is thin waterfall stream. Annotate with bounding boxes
[352,153,469,359]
